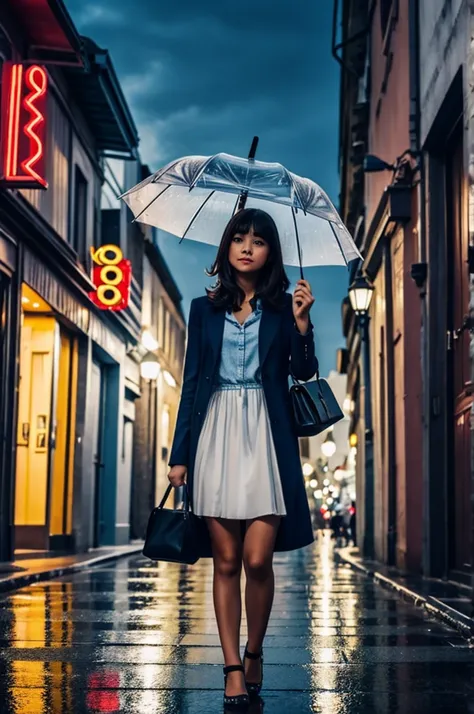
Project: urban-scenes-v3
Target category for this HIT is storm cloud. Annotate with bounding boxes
[65,0,348,374]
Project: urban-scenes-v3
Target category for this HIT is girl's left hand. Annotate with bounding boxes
[293,279,315,321]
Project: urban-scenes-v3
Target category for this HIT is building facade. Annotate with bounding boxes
[0,0,154,561]
[338,0,474,594]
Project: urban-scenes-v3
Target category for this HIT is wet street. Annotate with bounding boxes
[0,532,473,714]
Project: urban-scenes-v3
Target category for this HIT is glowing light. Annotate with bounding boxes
[5,64,23,180]
[2,63,48,188]
[141,352,160,381]
[20,66,48,187]
[326,497,334,506]
[21,296,29,304]
[323,487,329,495]
[141,329,159,351]
[323,479,330,486]
[321,432,337,458]
[32,302,40,308]
[314,490,323,499]
[89,244,132,311]
[163,370,176,388]
[302,462,314,477]
[309,478,318,489]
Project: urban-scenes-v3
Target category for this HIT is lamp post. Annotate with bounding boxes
[349,274,375,557]
[140,351,160,512]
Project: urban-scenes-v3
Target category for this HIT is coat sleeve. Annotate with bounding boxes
[168,298,202,467]
[288,297,319,382]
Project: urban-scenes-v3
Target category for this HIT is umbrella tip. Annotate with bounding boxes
[248,136,259,160]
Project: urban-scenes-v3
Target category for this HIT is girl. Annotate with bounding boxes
[167,208,318,708]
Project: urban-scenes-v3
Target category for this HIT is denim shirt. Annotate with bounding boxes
[214,298,263,390]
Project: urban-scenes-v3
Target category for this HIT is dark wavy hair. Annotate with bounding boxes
[205,208,290,311]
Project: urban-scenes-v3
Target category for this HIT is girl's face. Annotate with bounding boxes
[228,225,270,275]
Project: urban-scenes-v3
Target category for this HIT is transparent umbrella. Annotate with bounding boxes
[120,137,361,276]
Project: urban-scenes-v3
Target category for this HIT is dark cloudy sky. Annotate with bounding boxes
[65,0,349,376]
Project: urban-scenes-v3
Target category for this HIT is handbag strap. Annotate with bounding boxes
[289,366,320,384]
[158,483,193,511]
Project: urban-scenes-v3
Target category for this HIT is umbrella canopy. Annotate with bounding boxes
[120,151,361,269]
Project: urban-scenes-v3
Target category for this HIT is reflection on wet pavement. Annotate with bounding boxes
[0,531,473,713]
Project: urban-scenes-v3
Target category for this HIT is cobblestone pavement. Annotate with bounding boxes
[0,531,473,713]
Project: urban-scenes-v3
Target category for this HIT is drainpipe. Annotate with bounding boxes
[408,0,430,575]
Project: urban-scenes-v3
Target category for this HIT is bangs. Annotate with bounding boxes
[232,209,278,245]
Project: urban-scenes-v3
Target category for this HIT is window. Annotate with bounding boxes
[158,298,165,348]
[165,311,170,355]
[73,166,88,261]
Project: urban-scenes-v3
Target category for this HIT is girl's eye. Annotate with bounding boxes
[233,236,242,242]
[254,240,265,246]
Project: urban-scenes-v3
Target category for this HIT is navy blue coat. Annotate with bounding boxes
[168,292,319,556]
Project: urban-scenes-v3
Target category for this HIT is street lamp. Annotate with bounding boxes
[321,431,336,459]
[348,275,375,315]
[348,273,375,557]
[140,351,160,381]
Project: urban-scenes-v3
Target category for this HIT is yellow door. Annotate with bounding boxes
[15,315,56,547]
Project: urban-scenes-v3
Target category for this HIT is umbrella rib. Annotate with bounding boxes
[131,184,172,223]
[284,167,306,214]
[189,153,220,190]
[291,207,304,280]
[179,191,216,243]
[119,158,182,199]
[329,221,349,267]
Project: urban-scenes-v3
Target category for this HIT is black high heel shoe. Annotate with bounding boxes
[223,664,250,709]
[243,643,263,696]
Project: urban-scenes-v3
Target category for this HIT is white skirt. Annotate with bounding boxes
[193,386,287,519]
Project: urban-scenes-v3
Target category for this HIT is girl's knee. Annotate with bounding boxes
[214,552,242,578]
[244,555,272,581]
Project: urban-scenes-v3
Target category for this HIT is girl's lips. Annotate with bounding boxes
[239,259,253,263]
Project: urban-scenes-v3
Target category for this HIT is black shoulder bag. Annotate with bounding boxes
[289,369,344,437]
[143,483,206,564]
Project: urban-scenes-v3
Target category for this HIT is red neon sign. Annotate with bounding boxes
[1,63,48,189]
[89,245,132,311]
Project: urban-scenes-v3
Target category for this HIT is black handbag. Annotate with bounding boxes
[289,371,344,437]
[143,483,206,564]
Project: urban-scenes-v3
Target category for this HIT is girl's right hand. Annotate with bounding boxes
[168,465,187,487]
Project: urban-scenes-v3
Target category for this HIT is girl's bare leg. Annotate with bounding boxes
[242,515,281,684]
[205,517,246,697]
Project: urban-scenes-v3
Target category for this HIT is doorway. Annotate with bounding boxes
[89,360,105,548]
[14,285,78,552]
[445,120,471,575]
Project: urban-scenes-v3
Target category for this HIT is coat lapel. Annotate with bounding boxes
[206,302,226,371]
[258,304,282,369]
